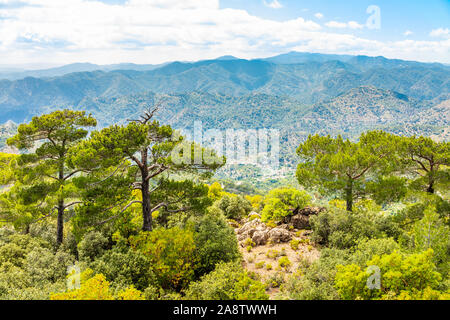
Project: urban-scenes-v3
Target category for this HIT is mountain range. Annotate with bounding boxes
[0,51,448,164]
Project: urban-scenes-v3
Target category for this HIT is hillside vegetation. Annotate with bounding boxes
[0,109,448,300]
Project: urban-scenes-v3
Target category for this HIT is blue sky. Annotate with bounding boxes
[0,0,448,68]
[222,0,450,41]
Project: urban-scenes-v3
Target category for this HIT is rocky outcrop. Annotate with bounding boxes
[283,206,326,229]
[237,219,267,242]
[267,227,292,243]
[237,218,292,246]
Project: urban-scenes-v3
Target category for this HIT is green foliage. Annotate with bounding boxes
[89,244,154,291]
[212,194,252,220]
[0,229,75,300]
[310,205,401,249]
[193,213,240,276]
[70,112,223,233]
[412,206,449,266]
[397,135,449,194]
[184,262,268,300]
[297,131,398,211]
[261,187,311,222]
[290,239,300,251]
[334,249,447,300]
[129,228,197,290]
[4,110,97,244]
[50,269,145,300]
[77,231,109,262]
[278,257,291,270]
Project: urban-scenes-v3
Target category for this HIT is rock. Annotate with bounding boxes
[251,230,269,246]
[298,206,326,216]
[283,206,326,229]
[237,219,267,242]
[290,214,310,230]
[267,227,292,243]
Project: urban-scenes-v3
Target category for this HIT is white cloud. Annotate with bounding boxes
[326,20,363,29]
[0,0,448,65]
[404,30,413,36]
[347,21,363,29]
[263,0,283,9]
[325,21,347,29]
[314,13,323,19]
[430,28,449,39]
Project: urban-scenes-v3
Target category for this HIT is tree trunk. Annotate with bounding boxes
[141,178,152,232]
[56,199,64,246]
[426,178,434,194]
[56,159,65,246]
[23,224,30,235]
[345,179,353,212]
[140,149,152,232]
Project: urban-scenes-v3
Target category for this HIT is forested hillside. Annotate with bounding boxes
[0,109,448,300]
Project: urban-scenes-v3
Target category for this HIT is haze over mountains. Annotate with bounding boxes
[0,51,449,156]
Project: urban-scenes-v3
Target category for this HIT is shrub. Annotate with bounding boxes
[334,249,446,300]
[78,231,109,261]
[245,195,264,212]
[193,213,240,277]
[244,237,256,247]
[412,206,449,265]
[261,188,311,222]
[255,261,265,269]
[184,262,268,300]
[129,227,197,290]
[278,248,348,300]
[266,249,280,260]
[50,270,145,300]
[310,206,400,249]
[278,257,291,270]
[290,239,300,251]
[213,194,252,220]
[90,244,154,291]
[266,272,285,288]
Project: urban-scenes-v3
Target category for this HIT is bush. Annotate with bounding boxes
[290,239,300,251]
[278,257,291,270]
[90,244,154,291]
[184,262,268,300]
[78,231,109,261]
[129,227,197,290]
[310,206,400,249]
[261,188,311,222]
[193,213,240,276]
[278,248,349,300]
[334,249,446,300]
[50,269,145,300]
[0,232,74,300]
[213,194,252,219]
[266,249,280,260]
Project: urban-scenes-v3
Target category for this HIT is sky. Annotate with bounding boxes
[0,0,449,68]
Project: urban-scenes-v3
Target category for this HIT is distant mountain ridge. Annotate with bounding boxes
[0,53,448,124]
[0,62,168,81]
[0,52,448,156]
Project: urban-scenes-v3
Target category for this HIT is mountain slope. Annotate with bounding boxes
[0,55,448,123]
